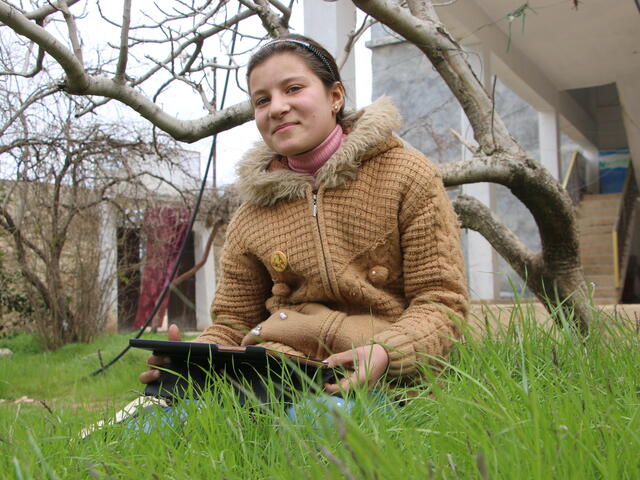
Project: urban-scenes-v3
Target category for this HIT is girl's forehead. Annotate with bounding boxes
[249,52,315,84]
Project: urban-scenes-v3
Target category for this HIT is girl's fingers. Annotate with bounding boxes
[138,368,160,384]
[167,323,181,342]
[146,355,171,367]
[324,349,355,369]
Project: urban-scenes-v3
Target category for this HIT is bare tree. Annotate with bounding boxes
[0,74,199,347]
[0,0,591,330]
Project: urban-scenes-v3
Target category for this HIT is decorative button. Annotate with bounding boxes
[279,312,288,320]
[250,325,262,336]
[272,283,291,296]
[270,251,289,272]
[367,265,389,285]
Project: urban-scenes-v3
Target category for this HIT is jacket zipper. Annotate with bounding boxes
[311,192,336,297]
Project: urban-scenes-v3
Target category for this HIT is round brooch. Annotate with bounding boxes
[270,250,289,272]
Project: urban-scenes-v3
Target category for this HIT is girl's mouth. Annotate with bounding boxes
[273,122,297,134]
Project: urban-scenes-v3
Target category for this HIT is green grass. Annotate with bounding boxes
[1,308,639,479]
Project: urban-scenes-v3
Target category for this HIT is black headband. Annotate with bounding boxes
[261,39,337,81]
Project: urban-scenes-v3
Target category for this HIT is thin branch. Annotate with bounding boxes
[0,2,88,91]
[448,128,477,154]
[191,61,240,72]
[129,8,254,86]
[337,15,377,70]
[433,0,460,7]
[0,23,46,78]
[114,0,132,83]
[25,0,80,21]
[239,0,288,37]
[453,194,537,281]
[0,84,61,137]
[56,0,84,65]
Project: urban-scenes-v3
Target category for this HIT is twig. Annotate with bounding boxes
[57,0,84,65]
[449,128,477,153]
[115,0,132,83]
[491,74,497,149]
[319,446,356,480]
[447,453,460,479]
[97,349,104,369]
[337,15,377,70]
[433,0,461,6]
[39,399,54,416]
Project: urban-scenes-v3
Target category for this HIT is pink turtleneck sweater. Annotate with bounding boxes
[287,124,345,177]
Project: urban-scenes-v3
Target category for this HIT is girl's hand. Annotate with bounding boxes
[138,324,181,384]
[323,344,389,393]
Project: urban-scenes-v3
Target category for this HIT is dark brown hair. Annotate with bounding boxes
[247,34,345,125]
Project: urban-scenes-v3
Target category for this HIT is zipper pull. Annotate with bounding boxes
[312,193,318,217]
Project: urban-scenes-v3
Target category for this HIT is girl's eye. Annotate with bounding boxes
[287,85,302,94]
[254,97,269,107]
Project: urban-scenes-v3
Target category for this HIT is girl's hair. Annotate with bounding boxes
[247,34,346,125]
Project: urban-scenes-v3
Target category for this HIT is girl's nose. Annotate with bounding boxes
[269,94,290,118]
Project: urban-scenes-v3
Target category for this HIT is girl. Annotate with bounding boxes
[140,34,468,395]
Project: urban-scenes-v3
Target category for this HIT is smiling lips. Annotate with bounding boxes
[273,122,297,134]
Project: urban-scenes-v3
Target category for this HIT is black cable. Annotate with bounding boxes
[91,18,241,376]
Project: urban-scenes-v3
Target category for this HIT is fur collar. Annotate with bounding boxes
[236,96,402,207]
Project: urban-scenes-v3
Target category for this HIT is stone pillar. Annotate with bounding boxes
[617,73,640,185]
[303,1,357,107]
[98,203,118,333]
[193,221,216,331]
[538,110,561,180]
[461,44,499,301]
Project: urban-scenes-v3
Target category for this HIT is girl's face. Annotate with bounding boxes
[249,52,344,157]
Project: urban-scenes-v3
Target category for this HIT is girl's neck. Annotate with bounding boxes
[287,124,344,177]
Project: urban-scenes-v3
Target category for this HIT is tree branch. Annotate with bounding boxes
[352,0,512,155]
[0,3,255,142]
[453,194,537,281]
[25,0,80,21]
[0,84,61,137]
[337,14,377,70]
[114,0,132,83]
[239,0,288,37]
[0,1,88,91]
[56,0,84,65]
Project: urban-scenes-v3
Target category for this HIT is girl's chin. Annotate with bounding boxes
[273,143,313,157]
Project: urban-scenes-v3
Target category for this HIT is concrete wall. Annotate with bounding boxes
[368,31,544,299]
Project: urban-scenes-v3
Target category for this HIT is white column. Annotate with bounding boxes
[98,203,118,333]
[461,44,498,301]
[303,1,357,107]
[538,110,561,180]
[193,222,216,331]
[617,73,640,186]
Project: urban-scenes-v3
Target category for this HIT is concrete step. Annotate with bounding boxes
[578,220,615,231]
[583,263,616,275]
[584,273,617,289]
[580,253,614,264]
[578,224,614,235]
[577,207,617,217]
[580,233,615,249]
[577,207,619,220]
[581,245,614,257]
[581,193,622,204]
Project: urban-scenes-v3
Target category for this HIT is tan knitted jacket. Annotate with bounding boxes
[197,97,468,377]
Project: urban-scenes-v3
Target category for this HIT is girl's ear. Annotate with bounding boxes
[329,82,346,110]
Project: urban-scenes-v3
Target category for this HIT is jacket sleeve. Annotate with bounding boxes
[372,163,468,376]
[195,213,272,345]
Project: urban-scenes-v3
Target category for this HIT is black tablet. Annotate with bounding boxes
[130,339,336,403]
[130,339,328,368]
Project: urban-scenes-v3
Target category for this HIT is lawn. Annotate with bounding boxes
[1,307,639,479]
